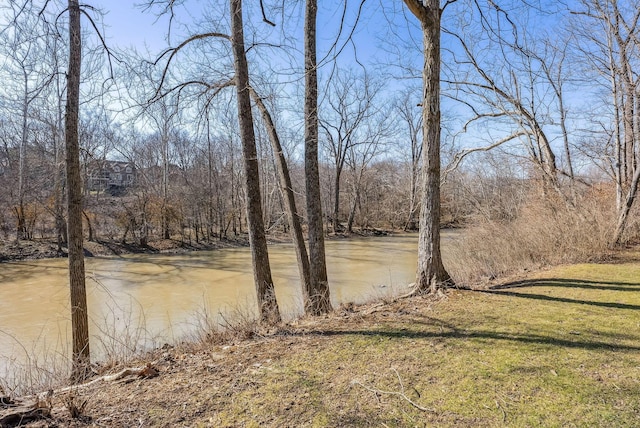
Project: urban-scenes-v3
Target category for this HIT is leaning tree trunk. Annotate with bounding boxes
[230,0,280,324]
[249,88,313,310]
[66,0,90,382]
[304,0,332,315]
[403,0,453,293]
[613,161,640,245]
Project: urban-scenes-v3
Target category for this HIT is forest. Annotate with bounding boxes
[1,0,640,423]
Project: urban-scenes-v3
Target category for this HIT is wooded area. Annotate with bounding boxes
[1,0,640,378]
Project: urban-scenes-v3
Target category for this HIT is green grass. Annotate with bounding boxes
[210,262,640,426]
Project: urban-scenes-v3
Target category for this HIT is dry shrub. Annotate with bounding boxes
[187,301,265,346]
[91,297,159,370]
[446,190,615,285]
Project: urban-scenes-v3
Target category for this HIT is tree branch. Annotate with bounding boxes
[151,32,230,102]
[444,130,529,176]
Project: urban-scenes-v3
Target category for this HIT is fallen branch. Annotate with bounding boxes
[1,363,158,426]
[351,368,435,413]
[37,363,159,400]
[0,398,50,427]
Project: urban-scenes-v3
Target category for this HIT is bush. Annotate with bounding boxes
[446,189,615,285]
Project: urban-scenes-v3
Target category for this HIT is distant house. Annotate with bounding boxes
[87,160,136,193]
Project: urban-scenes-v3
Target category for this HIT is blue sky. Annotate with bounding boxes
[81,0,606,174]
[90,1,409,68]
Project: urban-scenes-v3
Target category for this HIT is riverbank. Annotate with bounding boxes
[6,252,640,427]
[0,228,394,262]
[0,237,251,262]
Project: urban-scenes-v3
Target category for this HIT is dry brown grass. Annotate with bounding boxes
[446,192,615,285]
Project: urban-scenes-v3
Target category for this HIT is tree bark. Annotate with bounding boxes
[333,168,342,233]
[403,0,453,292]
[66,0,90,382]
[613,156,640,245]
[230,0,280,323]
[249,87,313,310]
[304,0,332,314]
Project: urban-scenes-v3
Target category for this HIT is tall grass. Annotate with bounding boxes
[446,191,615,285]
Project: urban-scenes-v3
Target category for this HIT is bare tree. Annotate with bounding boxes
[304,0,332,314]
[65,0,90,381]
[230,0,280,323]
[395,89,423,231]
[572,0,640,244]
[442,7,567,196]
[344,107,390,232]
[250,87,313,310]
[0,2,54,240]
[402,0,454,293]
[320,70,382,234]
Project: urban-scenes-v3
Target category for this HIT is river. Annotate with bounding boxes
[0,233,445,378]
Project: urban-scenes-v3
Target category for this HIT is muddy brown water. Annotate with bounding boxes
[0,234,450,376]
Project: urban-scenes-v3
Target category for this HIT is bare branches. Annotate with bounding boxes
[259,0,275,27]
[444,130,529,176]
[351,369,435,413]
[317,0,369,69]
[139,0,181,40]
[442,0,458,12]
[79,6,121,79]
[150,31,230,102]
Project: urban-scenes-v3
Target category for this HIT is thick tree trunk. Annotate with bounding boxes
[250,88,313,309]
[304,0,332,314]
[403,0,453,293]
[230,0,280,324]
[66,0,90,382]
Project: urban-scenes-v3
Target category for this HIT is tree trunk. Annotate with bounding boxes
[66,0,90,382]
[304,0,332,315]
[16,72,29,241]
[613,159,640,245]
[403,0,453,293]
[162,125,170,240]
[82,210,94,242]
[347,187,359,233]
[249,87,313,311]
[54,59,67,250]
[230,0,280,324]
[333,168,342,233]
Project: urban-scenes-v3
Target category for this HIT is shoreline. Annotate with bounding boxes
[0,228,402,263]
